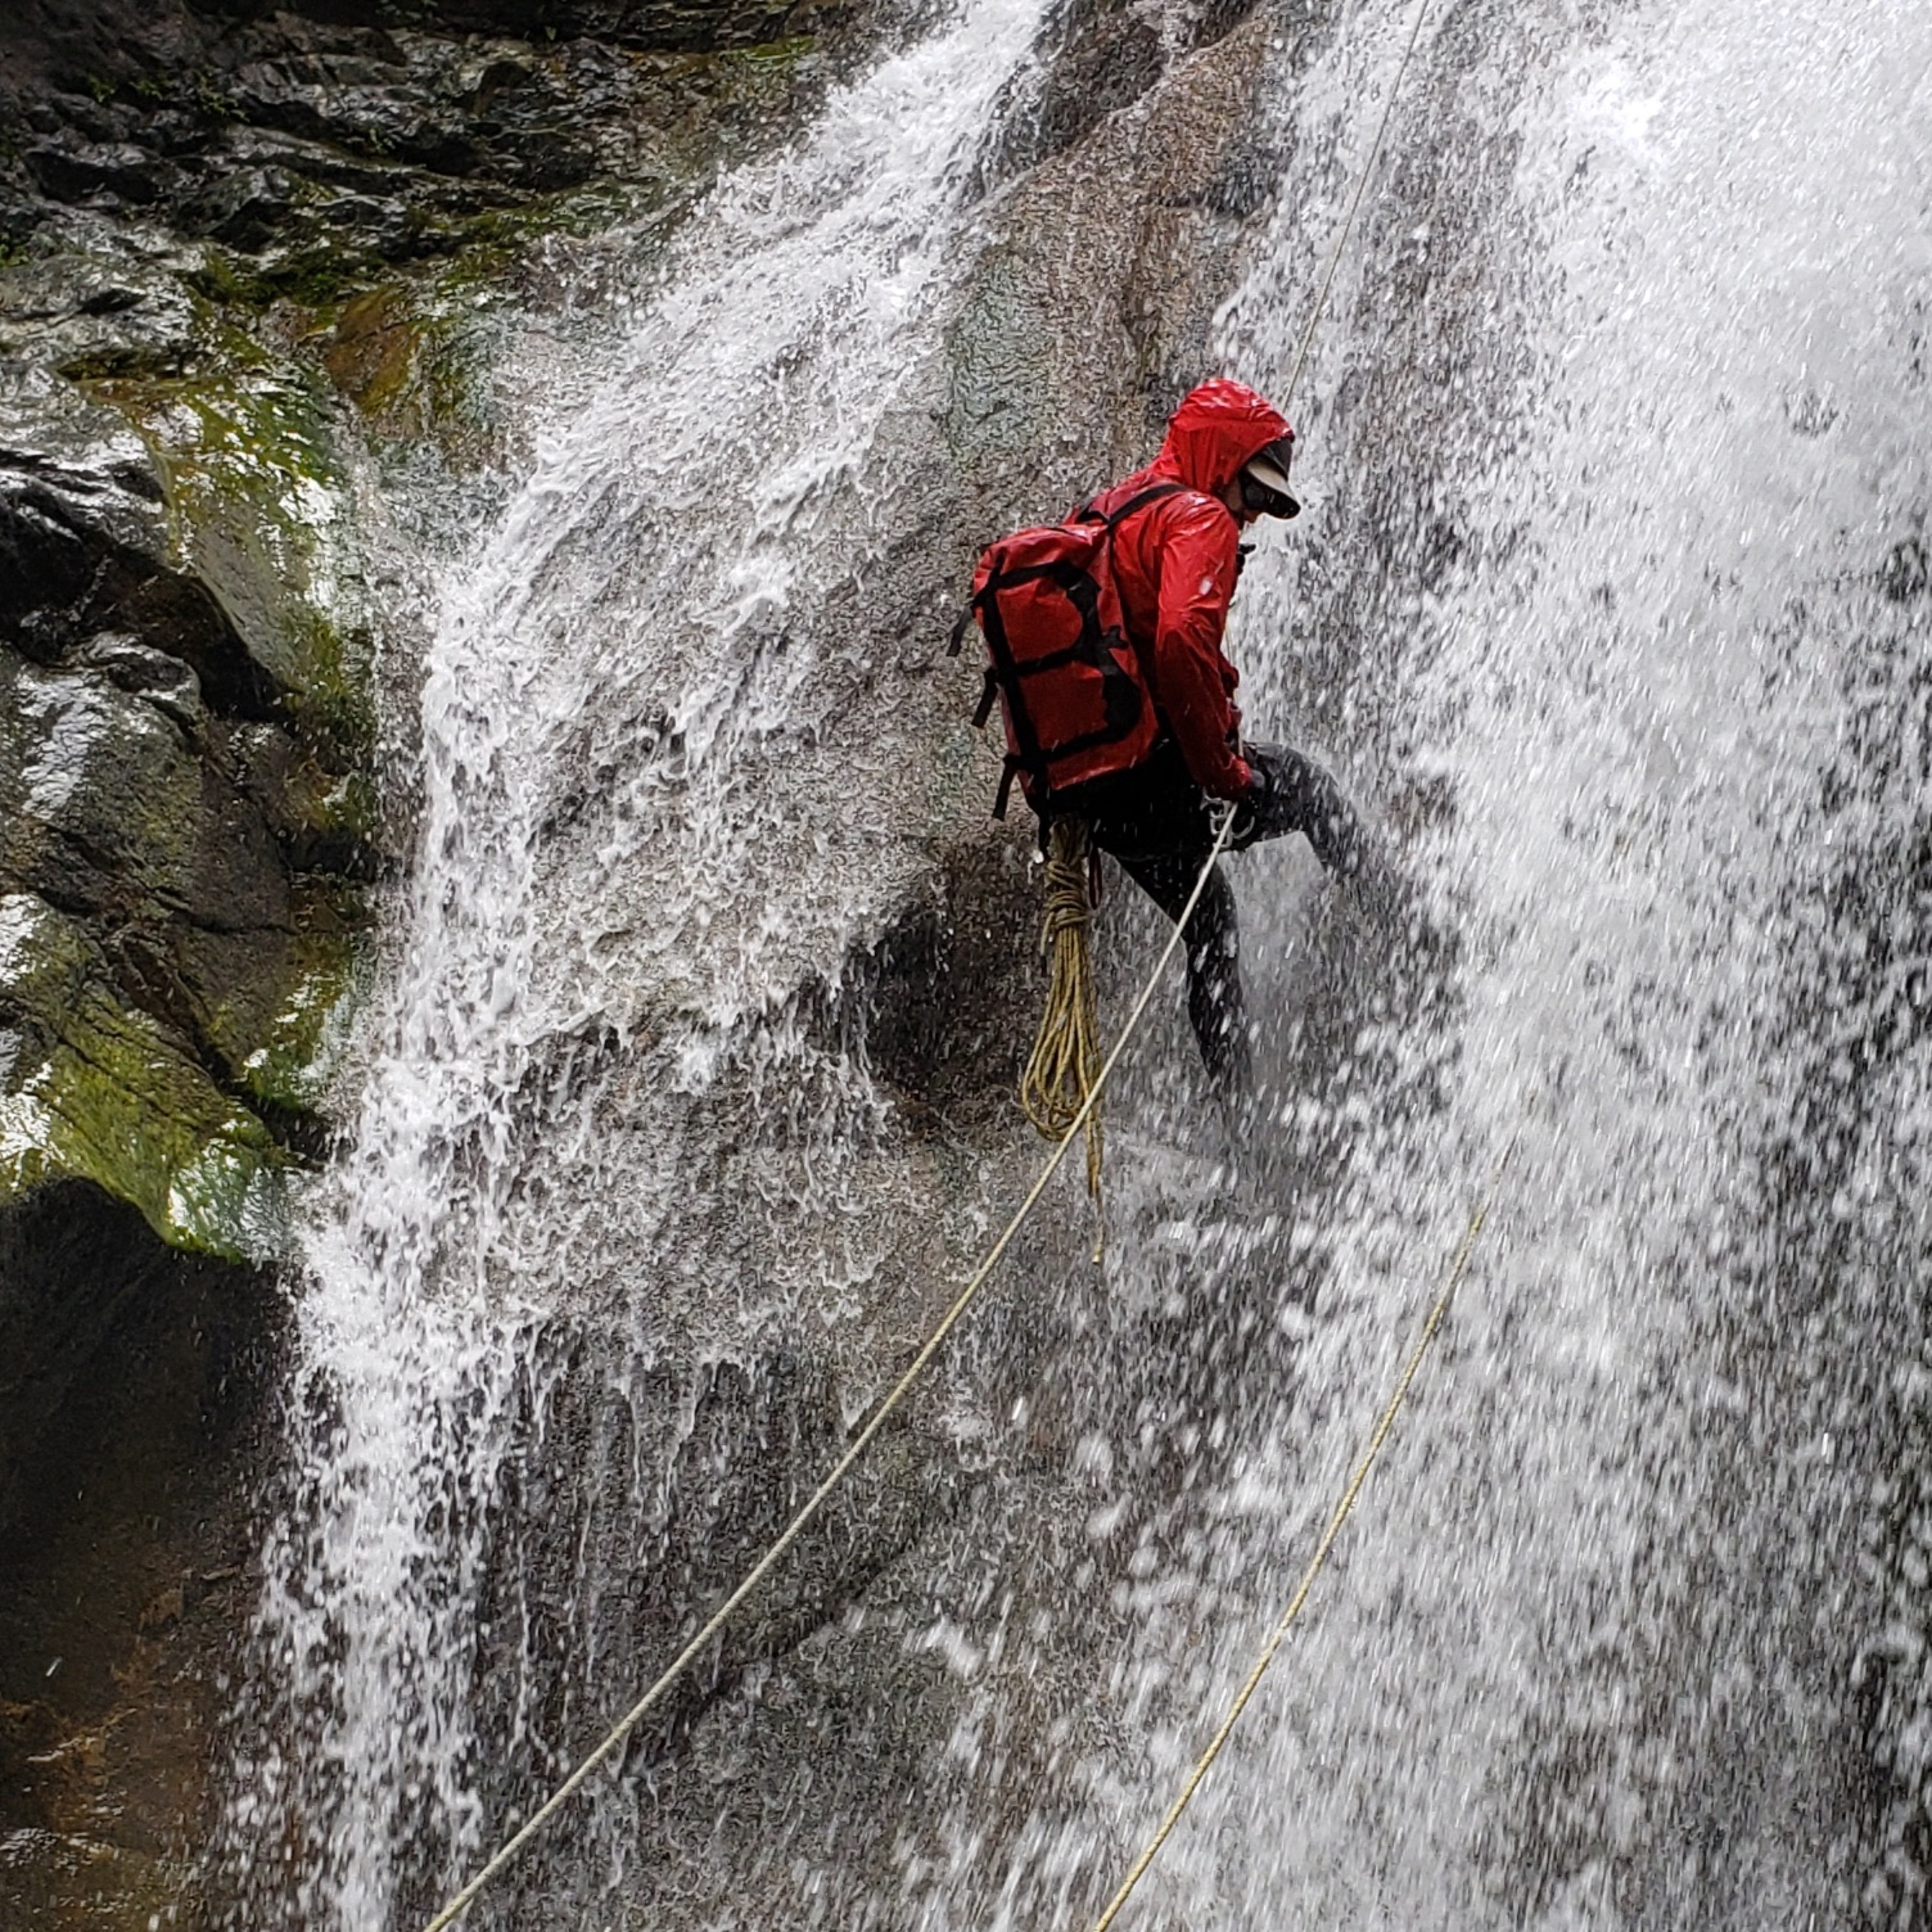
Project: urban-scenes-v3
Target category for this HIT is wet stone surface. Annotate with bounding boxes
[0,1184,285,1932]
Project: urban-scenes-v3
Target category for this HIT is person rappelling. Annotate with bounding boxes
[956,376,1372,1111]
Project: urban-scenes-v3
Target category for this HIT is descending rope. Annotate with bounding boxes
[417,814,1235,1932]
[1080,9,1452,1919]
[1091,1137,1515,1931]
[1280,0,1435,408]
[1021,817,1107,1256]
[421,3,1442,1921]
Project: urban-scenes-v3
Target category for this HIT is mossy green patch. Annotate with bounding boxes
[233,940,360,1115]
[93,365,376,758]
[323,283,428,420]
[315,768,382,847]
[314,277,504,447]
[0,895,285,1261]
[188,880,370,1115]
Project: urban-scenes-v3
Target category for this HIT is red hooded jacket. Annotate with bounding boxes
[1086,379,1291,800]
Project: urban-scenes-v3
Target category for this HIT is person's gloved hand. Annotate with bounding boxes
[1227,752,1274,851]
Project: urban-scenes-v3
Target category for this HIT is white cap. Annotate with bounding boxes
[1243,451,1295,497]
[1240,448,1300,516]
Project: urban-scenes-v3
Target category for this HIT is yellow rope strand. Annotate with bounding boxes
[1281,0,1435,411]
[1089,1139,1515,1932]
[1021,817,1107,1256]
[1083,10,1448,1908]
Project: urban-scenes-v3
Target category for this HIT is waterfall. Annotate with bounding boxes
[216,0,1046,1922]
[1061,0,1931,1924]
[217,0,1931,1922]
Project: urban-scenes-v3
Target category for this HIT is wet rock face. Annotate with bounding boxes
[0,1182,283,1932]
[0,375,269,710]
[0,0,854,301]
[0,371,363,1255]
[0,0,910,1262]
[0,0,913,1917]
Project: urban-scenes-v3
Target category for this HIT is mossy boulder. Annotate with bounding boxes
[97,366,377,757]
[0,338,370,1257]
[0,893,284,1258]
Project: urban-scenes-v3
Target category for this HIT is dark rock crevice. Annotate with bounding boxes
[862,836,1038,1134]
[0,1180,286,1928]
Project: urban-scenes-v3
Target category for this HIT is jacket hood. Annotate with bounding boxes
[1154,378,1293,495]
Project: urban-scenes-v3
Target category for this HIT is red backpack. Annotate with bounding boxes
[950,483,1183,819]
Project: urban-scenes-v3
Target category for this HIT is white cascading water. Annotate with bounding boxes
[218,0,1932,1922]
[1002,0,1932,1924]
[217,0,1047,1922]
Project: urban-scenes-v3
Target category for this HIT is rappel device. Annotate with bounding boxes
[949,483,1184,819]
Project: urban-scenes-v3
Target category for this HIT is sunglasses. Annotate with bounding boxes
[1238,471,1300,519]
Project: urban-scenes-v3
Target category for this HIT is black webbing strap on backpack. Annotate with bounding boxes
[978,571,1050,817]
[946,480,1185,658]
[1079,479,1187,531]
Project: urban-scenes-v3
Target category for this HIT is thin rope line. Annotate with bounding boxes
[1281,0,1434,411]
[1090,1135,1515,1931]
[1085,9,1450,1918]
[417,811,1236,1932]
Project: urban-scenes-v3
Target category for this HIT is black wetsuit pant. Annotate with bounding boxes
[1053,741,1363,1094]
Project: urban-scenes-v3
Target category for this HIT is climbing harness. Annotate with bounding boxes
[418,1,1439,1922]
[1092,1137,1515,1930]
[1021,816,1108,1256]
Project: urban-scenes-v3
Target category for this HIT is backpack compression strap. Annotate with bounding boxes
[1077,479,1188,529]
[945,480,1189,659]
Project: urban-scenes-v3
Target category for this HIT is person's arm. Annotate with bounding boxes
[1150,497,1253,801]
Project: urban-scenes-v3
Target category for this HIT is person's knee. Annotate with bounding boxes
[1244,743,1365,878]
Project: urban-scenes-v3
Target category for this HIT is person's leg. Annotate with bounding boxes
[1063,744,1248,1091]
[1113,849,1249,1094]
[1237,742,1366,880]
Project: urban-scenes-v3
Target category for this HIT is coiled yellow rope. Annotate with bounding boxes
[1021,817,1107,1255]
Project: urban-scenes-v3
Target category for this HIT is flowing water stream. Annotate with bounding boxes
[218,0,1931,1924]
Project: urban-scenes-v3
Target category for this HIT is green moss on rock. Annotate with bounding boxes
[184,880,369,1115]
[91,366,376,757]
[0,895,285,1261]
[316,274,506,448]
